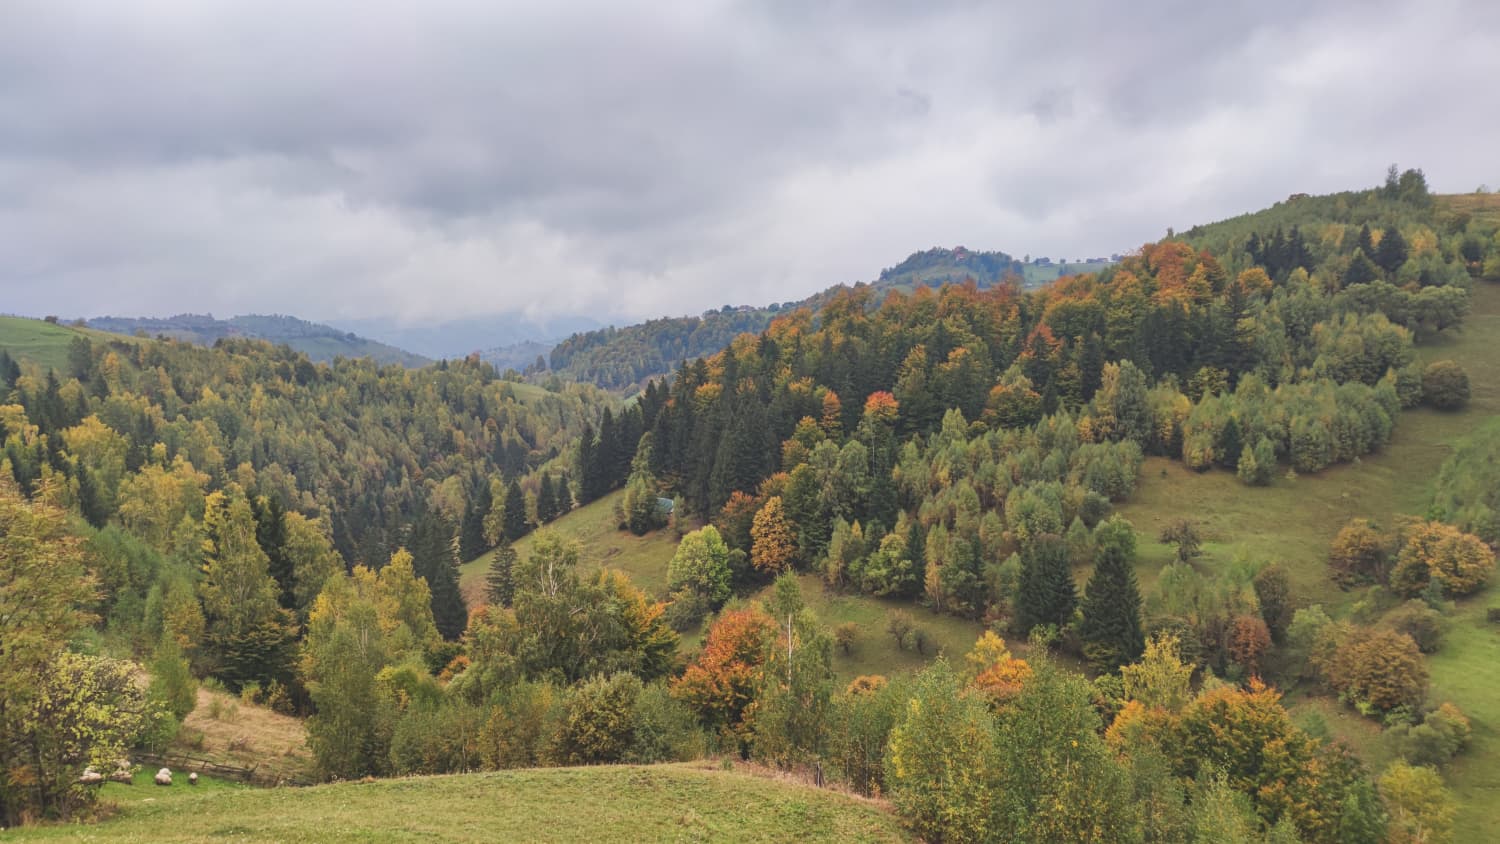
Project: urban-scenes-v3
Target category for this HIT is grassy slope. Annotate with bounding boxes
[13,763,912,843]
[459,491,683,601]
[459,492,986,680]
[0,315,139,374]
[753,574,986,681]
[1116,270,1500,841]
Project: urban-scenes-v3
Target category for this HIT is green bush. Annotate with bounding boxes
[1421,360,1470,410]
[553,673,643,765]
[626,682,704,764]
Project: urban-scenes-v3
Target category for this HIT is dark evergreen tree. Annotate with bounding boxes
[1355,224,1375,258]
[1077,517,1145,671]
[577,420,599,504]
[75,463,110,529]
[502,479,530,542]
[1217,416,1243,470]
[66,337,94,381]
[1375,226,1408,274]
[535,472,557,525]
[459,474,492,561]
[1343,251,1381,288]
[1017,534,1077,634]
[486,543,517,607]
[595,407,618,497]
[0,350,18,390]
[407,511,468,641]
[708,393,772,512]
[555,471,574,515]
[252,495,296,611]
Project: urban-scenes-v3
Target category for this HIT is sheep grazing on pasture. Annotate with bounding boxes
[154,767,172,786]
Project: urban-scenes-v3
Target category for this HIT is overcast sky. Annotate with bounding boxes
[3,0,1498,328]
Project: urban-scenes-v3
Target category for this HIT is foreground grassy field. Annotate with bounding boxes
[13,764,911,843]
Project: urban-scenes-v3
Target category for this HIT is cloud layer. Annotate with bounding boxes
[3,0,1497,325]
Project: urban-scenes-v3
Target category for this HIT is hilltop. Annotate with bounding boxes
[547,245,1105,392]
[81,313,430,367]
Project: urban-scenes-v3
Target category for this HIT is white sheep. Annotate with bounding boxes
[154,767,172,786]
[78,767,104,786]
[188,772,199,786]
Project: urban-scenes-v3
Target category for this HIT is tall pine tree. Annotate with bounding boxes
[536,472,557,525]
[1016,534,1077,634]
[252,495,296,611]
[502,479,530,542]
[406,511,468,641]
[459,473,493,562]
[1077,516,1145,671]
[486,543,517,607]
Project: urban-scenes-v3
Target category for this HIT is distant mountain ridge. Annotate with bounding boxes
[83,313,431,367]
[543,246,1111,392]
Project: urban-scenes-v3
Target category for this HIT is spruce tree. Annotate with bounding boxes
[1016,534,1077,634]
[486,543,517,607]
[75,463,109,529]
[555,472,574,514]
[0,350,18,389]
[408,512,468,641]
[253,495,296,610]
[1217,416,1243,470]
[1375,226,1408,273]
[577,421,599,504]
[595,408,617,497]
[1078,516,1145,671]
[459,475,492,561]
[536,473,557,524]
[502,479,530,542]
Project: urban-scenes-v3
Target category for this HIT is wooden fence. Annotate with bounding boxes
[132,752,312,787]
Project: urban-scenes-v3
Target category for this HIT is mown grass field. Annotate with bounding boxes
[1117,273,1500,840]
[12,763,912,843]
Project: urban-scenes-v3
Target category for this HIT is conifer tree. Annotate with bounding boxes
[576,420,599,504]
[460,474,493,561]
[502,479,530,542]
[535,472,557,525]
[486,542,517,607]
[1078,516,1145,671]
[75,463,109,529]
[407,511,468,641]
[252,495,296,610]
[1375,226,1408,273]
[1016,534,1076,634]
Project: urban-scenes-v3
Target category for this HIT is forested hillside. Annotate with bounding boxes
[6,171,1500,842]
[548,247,1026,392]
[82,313,431,368]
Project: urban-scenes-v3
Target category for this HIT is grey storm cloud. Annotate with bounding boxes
[2,0,1497,327]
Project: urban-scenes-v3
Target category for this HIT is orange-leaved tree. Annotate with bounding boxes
[671,605,775,745]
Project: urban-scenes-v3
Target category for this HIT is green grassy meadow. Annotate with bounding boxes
[0,315,139,374]
[459,491,684,602]
[12,764,911,843]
